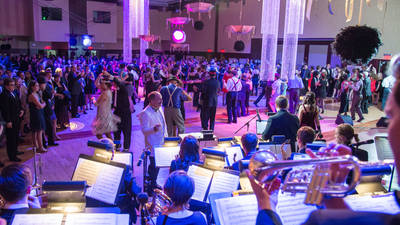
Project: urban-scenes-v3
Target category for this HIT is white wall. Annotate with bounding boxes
[86,1,117,43]
[32,0,70,42]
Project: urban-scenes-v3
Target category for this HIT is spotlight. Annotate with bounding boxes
[172,30,186,43]
[82,35,92,47]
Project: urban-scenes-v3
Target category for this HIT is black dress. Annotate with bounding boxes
[29,99,46,131]
[316,78,327,99]
[84,75,95,94]
[299,105,317,130]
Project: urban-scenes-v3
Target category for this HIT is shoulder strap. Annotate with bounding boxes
[162,215,168,225]
[166,86,178,107]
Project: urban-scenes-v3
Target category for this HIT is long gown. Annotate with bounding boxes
[92,90,120,135]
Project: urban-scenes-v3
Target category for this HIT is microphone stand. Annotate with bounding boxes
[234,114,258,134]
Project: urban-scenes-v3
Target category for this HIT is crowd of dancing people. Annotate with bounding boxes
[0,54,395,165]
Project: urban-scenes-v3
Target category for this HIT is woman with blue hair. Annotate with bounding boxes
[170,136,200,173]
[156,170,207,225]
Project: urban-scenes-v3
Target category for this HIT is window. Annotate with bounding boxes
[41,7,62,21]
[93,11,111,24]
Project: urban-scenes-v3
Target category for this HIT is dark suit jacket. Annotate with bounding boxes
[42,82,55,116]
[68,72,82,95]
[201,78,219,107]
[262,109,299,151]
[0,89,22,124]
[112,78,131,116]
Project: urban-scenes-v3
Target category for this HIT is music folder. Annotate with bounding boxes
[187,164,240,202]
[256,120,268,135]
[11,208,129,225]
[71,154,126,205]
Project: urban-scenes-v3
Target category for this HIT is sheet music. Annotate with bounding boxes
[375,136,394,160]
[72,158,124,205]
[224,146,244,167]
[156,167,170,187]
[345,193,400,214]
[215,194,258,225]
[187,165,214,201]
[112,153,132,167]
[276,191,317,225]
[72,158,101,186]
[209,171,240,195]
[239,176,252,191]
[11,214,63,225]
[116,214,129,225]
[65,213,117,225]
[154,146,180,167]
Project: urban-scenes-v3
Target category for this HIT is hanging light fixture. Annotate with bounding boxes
[185,1,214,20]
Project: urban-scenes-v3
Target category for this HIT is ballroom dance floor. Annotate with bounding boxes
[0,94,388,194]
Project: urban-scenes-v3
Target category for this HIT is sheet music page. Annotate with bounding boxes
[154,146,180,167]
[179,132,203,140]
[156,167,170,187]
[89,163,124,204]
[11,214,64,225]
[72,158,124,205]
[65,213,117,225]
[187,165,213,201]
[224,146,244,167]
[215,194,258,225]
[72,158,101,186]
[276,191,317,225]
[112,153,132,167]
[239,176,252,191]
[209,171,240,195]
[116,214,130,225]
[345,193,400,214]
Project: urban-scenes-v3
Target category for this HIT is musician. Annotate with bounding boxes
[297,126,316,154]
[262,96,300,152]
[138,91,167,195]
[335,124,368,161]
[251,54,400,225]
[156,171,207,225]
[232,133,258,171]
[0,164,41,224]
[170,136,200,173]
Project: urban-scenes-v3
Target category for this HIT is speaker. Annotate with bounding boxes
[194,21,204,31]
[0,44,11,50]
[376,117,389,128]
[69,37,77,46]
[234,40,245,51]
[145,48,153,56]
[335,114,353,126]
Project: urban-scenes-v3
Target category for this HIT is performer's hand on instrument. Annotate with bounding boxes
[246,170,280,211]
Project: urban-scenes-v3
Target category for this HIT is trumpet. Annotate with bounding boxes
[140,189,172,225]
[249,150,393,206]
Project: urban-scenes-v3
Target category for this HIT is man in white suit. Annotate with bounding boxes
[138,91,167,194]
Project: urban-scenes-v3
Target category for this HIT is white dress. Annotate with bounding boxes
[92,90,120,135]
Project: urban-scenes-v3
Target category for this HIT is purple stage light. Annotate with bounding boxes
[172,30,186,43]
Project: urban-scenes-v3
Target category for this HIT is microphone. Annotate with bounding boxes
[256,109,262,121]
[350,139,374,148]
[137,149,150,166]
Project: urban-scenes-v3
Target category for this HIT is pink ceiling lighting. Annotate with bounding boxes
[172,30,186,43]
[139,34,160,44]
[225,25,256,39]
[185,2,214,20]
[166,17,192,29]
